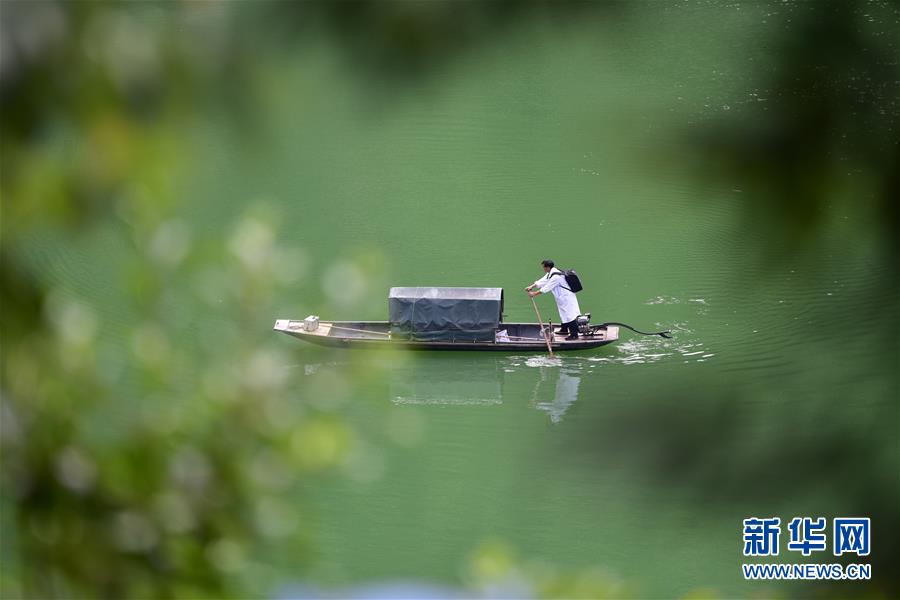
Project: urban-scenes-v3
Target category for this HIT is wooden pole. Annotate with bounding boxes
[529,293,554,357]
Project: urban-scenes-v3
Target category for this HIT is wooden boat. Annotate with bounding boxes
[274,286,625,352]
[275,285,621,351]
[273,318,619,352]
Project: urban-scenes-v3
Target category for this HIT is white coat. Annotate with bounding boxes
[534,268,581,323]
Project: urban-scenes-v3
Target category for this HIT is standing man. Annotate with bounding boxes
[525,259,581,340]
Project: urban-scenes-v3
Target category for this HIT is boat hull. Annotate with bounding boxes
[273,320,618,352]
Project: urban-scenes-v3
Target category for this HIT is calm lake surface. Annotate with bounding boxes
[18,2,897,597]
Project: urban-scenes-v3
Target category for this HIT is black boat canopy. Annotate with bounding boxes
[388,287,504,342]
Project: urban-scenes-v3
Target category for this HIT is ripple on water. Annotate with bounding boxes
[524,356,564,368]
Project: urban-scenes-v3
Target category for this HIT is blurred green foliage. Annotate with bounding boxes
[1,205,352,596]
[0,3,346,596]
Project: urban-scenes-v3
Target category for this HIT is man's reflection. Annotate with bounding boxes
[533,368,582,423]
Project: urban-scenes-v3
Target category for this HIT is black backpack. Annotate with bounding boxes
[552,269,583,293]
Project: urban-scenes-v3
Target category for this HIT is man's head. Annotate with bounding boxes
[541,259,554,273]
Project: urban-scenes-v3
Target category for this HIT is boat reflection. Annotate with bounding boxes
[386,354,585,423]
[389,356,505,406]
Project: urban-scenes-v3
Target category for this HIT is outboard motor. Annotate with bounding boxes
[576,313,592,335]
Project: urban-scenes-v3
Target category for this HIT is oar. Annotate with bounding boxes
[528,293,554,357]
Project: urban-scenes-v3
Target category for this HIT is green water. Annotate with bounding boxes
[14,2,897,597]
